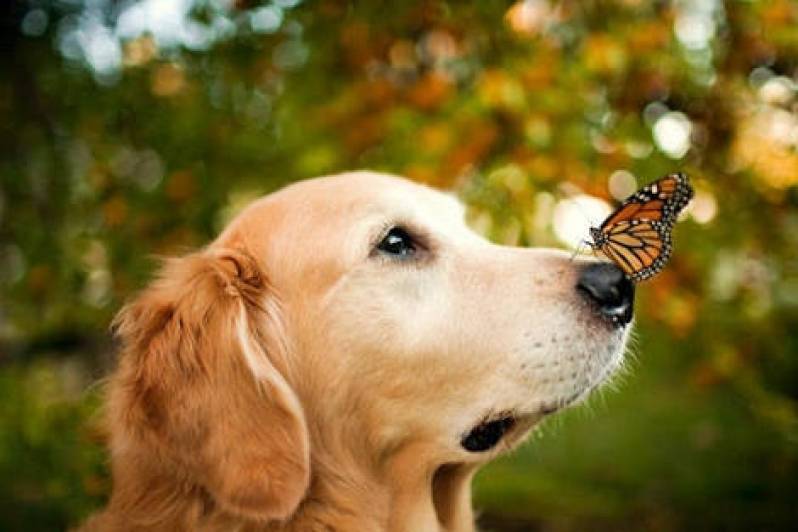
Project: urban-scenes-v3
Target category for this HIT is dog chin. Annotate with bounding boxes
[534,336,627,415]
[462,350,624,455]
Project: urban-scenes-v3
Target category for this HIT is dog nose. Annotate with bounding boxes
[576,263,635,325]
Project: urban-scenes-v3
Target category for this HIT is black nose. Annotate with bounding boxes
[576,263,635,325]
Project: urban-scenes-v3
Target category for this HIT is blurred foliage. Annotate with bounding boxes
[1,0,798,530]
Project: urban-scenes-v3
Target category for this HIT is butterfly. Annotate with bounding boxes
[588,172,694,282]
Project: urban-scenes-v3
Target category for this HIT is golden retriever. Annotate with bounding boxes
[80,171,634,531]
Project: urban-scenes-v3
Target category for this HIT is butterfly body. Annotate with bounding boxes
[588,172,693,282]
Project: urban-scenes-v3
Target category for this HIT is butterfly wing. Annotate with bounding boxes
[600,172,693,229]
[592,173,693,282]
[597,220,671,282]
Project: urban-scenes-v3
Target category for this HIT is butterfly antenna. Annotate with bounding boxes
[570,240,586,261]
[570,196,597,226]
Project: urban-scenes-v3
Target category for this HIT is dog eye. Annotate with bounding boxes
[376,227,416,258]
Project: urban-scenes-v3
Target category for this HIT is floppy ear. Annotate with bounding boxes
[111,247,309,521]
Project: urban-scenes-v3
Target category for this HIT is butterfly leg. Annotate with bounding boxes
[570,240,589,261]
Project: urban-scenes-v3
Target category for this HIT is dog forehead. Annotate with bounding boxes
[288,172,469,233]
[331,172,465,216]
[371,183,467,229]
[217,172,476,266]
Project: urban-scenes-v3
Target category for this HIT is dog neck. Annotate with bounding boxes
[274,427,479,532]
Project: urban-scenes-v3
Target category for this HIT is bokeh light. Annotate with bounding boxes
[689,188,718,224]
[505,0,554,36]
[653,111,693,159]
[608,170,638,201]
[552,194,612,249]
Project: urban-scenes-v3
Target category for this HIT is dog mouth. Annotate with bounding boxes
[460,334,628,454]
[460,393,587,453]
[460,414,516,452]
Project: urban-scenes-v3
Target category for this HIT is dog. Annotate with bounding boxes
[80,171,634,531]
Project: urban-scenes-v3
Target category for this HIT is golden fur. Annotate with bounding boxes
[80,172,630,532]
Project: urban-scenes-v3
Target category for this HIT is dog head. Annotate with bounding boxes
[106,171,632,530]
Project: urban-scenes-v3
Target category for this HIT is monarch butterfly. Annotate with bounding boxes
[588,172,694,282]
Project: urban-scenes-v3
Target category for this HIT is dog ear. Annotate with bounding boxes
[110,247,309,521]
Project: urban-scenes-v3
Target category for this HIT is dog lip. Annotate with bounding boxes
[536,391,583,416]
[461,392,586,452]
[461,414,516,452]
[538,403,560,415]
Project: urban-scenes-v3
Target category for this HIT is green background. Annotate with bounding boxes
[1,1,797,530]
